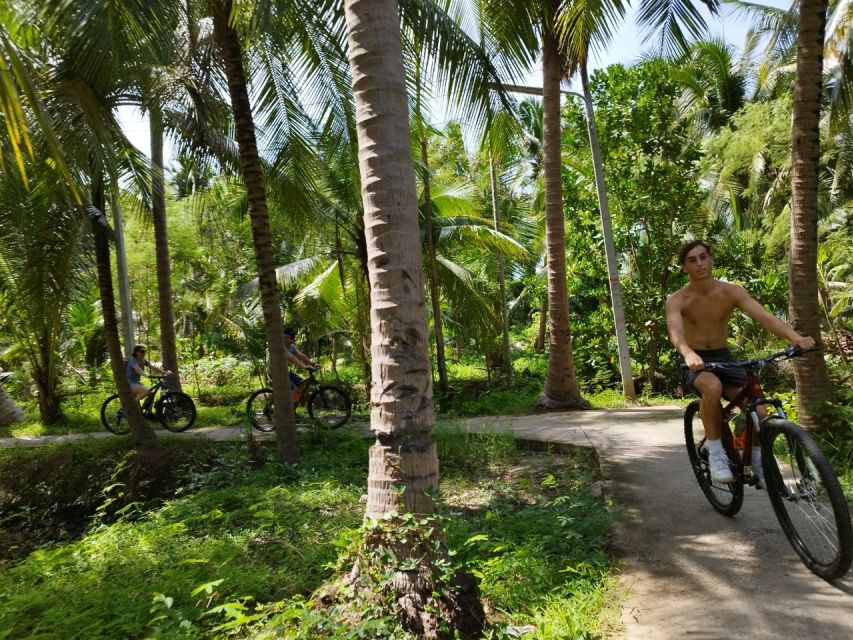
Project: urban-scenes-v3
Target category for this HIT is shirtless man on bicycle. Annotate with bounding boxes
[665,240,815,483]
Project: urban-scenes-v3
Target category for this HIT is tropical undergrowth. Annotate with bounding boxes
[0,428,616,639]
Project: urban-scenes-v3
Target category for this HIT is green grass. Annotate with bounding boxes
[0,430,617,639]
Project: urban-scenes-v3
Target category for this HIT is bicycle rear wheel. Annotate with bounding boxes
[684,400,743,516]
[100,394,130,435]
[246,388,275,432]
[761,418,853,580]
[307,385,351,429]
[156,392,197,432]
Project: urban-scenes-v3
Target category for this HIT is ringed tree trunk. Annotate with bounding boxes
[150,107,181,390]
[339,0,484,636]
[540,24,586,409]
[90,179,154,446]
[789,0,834,427]
[213,0,299,462]
[420,139,449,395]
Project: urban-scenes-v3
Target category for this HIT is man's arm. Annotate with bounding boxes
[665,295,704,370]
[732,285,816,349]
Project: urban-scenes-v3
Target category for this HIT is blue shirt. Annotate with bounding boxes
[127,357,149,384]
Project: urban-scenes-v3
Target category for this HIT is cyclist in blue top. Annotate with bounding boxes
[127,344,171,402]
[282,327,319,390]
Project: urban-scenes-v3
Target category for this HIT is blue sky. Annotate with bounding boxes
[120,1,791,160]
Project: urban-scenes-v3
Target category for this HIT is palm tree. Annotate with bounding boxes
[0,154,87,423]
[340,0,482,633]
[789,0,834,424]
[212,0,299,462]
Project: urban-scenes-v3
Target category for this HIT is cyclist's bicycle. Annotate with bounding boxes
[101,375,197,434]
[246,369,352,432]
[684,346,853,580]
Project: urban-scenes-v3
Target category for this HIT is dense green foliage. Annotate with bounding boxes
[0,431,614,639]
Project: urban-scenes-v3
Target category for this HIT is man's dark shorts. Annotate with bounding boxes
[679,348,747,395]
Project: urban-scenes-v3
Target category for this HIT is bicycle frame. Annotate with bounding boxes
[706,347,803,478]
[141,380,162,410]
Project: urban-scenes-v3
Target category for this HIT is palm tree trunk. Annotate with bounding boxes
[342,2,482,632]
[148,107,181,391]
[345,0,437,519]
[0,386,25,426]
[540,25,586,409]
[90,178,154,445]
[213,0,299,462]
[489,154,512,384]
[111,178,134,356]
[580,63,635,400]
[150,107,181,390]
[420,139,448,395]
[790,0,834,427]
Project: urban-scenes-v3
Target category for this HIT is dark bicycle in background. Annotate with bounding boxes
[246,368,352,432]
[683,346,853,580]
[100,375,197,435]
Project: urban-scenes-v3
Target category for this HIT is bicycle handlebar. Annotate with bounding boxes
[679,346,817,372]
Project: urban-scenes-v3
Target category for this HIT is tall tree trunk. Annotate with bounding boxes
[150,107,181,390]
[540,24,586,409]
[489,154,512,384]
[790,0,834,427]
[90,179,154,445]
[213,0,298,462]
[420,139,448,395]
[345,0,437,519]
[111,179,134,356]
[342,0,483,634]
[580,63,635,400]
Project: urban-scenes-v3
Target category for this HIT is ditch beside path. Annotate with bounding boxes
[3,406,852,639]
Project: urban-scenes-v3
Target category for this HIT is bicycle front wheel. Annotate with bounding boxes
[684,400,743,516]
[156,392,197,432]
[246,388,275,432]
[100,394,130,435]
[761,418,853,580]
[307,385,351,429]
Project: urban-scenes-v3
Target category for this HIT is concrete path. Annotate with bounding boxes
[3,407,853,639]
[456,407,853,640]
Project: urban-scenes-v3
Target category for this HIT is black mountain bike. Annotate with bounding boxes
[684,346,853,580]
[101,376,197,434]
[246,370,352,432]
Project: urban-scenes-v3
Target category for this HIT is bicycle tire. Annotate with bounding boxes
[155,392,197,432]
[246,388,275,432]
[100,394,130,435]
[761,418,853,580]
[307,385,351,429]
[684,400,743,516]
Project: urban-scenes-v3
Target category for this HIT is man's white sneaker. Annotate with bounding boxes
[709,451,734,484]
[751,458,765,489]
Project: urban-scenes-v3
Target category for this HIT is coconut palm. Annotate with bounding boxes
[340,1,484,633]
[789,0,835,424]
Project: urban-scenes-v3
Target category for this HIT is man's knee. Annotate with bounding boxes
[695,373,723,400]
